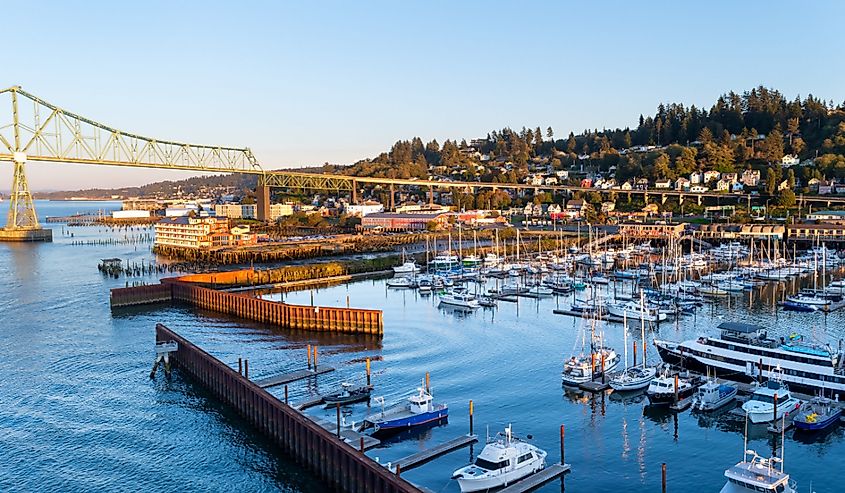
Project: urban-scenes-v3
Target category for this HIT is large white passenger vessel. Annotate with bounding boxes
[654,322,845,398]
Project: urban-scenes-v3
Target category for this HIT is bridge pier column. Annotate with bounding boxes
[429,185,434,206]
[389,184,395,211]
[352,179,358,204]
[661,194,667,205]
[644,192,649,204]
[679,194,685,205]
[256,180,270,222]
[697,195,702,206]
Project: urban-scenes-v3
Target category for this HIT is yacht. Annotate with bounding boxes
[610,366,657,392]
[439,291,480,309]
[393,261,420,274]
[655,322,845,397]
[784,293,830,308]
[741,377,802,424]
[431,253,460,271]
[451,425,547,492]
[608,300,666,322]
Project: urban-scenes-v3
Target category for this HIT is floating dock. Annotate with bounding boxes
[310,416,381,450]
[579,380,610,392]
[498,463,571,493]
[254,366,335,388]
[154,323,418,493]
[389,434,478,472]
[552,309,627,323]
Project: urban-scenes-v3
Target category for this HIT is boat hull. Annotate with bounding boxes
[793,410,842,431]
[371,409,448,433]
[455,462,545,492]
[646,386,697,405]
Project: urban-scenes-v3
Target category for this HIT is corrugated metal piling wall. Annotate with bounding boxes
[155,323,416,493]
[111,282,383,336]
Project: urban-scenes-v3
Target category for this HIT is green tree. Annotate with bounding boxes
[778,189,796,208]
[546,127,554,140]
[762,129,784,163]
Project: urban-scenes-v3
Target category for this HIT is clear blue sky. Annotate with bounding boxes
[4,1,844,191]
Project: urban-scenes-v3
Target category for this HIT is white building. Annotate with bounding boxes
[655,179,672,189]
[675,177,691,191]
[741,169,761,187]
[690,185,709,193]
[781,154,800,167]
[703,170,721,183]
[269,203,294,220]
[690,171,703,184]
[345,201,384,217]
[112,210,151,219]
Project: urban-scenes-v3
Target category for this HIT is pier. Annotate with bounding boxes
[389,434,478,472]
[154,323,417,493]
[254,367,335,388]
[111,281,383,336]
[498,463,571,493]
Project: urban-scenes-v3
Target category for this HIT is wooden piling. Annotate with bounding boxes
[633,341,637,367]
[661,462,667,493]
[285,385,289,404]
[469,400,474,435]
[773,392,778,423]
[601,353,606,384]
[238,357,243,375]
[395,463,401,478]
[244,359,249,380]
[314,346,318,371]
[560,424,565,465]
[673,375,679,405]
[336,403,341,438]
[307,345,312,369]
[425,372,430,393]
[366,357,371,386]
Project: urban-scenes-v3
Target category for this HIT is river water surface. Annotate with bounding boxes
[1,200,843,492]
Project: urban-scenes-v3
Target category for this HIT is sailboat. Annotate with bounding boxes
[562,304,620,386]
[609,296,656,391]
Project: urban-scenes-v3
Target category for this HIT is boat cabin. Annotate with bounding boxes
[409,389,434,414]
[718,322,778,349]
[723,452,792,493]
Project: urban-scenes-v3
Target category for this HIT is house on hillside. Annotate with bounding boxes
[716,178,733,192]
[777,180,790,191]
[732,182,745,192]
[741,169,760,187]
[675,177,691,191]
[703,170,721,183]
[781,154,800,167]
[655,179,672,189]
[690,185,709,193]
[690,171,703,184]
[601,201,616,213]
[564,199,591,219]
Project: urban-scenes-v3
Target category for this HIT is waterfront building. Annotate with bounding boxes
[112,210,151,219]
[806,210,845,222]
[121,198,160,211]
[345,200,384,217]
[698,224,784,241]
[786,223,845,242]
[214,203,257,219]
[154,216,230,249]
[360,211,449,231]
[617,222,686,239]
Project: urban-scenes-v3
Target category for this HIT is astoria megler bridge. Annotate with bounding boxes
[2,86,843,242]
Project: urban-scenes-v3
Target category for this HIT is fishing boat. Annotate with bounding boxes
[691,377,737,411]
[439,290,480,309]
[792,395,842,431]
[646,367,701,405]
[562,347,620,386]
[365,384,448,434]
[719,450,797,493]
[451,425,547,492]
[741,377,802,424]
[322,382,373,406]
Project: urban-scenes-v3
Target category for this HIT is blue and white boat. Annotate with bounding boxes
[365,385,448,434]
[792,395,842,431]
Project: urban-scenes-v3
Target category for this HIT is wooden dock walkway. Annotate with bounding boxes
[579,380,610,392]
[309,416,381,450]
[254,366,335,388]
[498,463,571,493]
[552,309,626,323]
[295,397,325,410]
[390,434,478,472]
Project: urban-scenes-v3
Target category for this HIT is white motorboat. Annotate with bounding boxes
[439,291,480,309]
[692,377,737,411]
[393,261,420,274]
[699,285,729,297]
[608,300,666,322]
[646,367,701,405]
[719,450,796,493]
[387,276,416,288]
[417,277,432,294]
[784,293,830,308]
[451,425,547,492]
[741,378,802,424]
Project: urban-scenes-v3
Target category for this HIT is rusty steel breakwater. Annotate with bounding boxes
[155,323,417,493]
[111,282,383,336]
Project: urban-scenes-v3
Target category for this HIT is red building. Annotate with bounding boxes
[361,212,449,231]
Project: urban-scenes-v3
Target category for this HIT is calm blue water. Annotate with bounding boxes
[1,200,843,492]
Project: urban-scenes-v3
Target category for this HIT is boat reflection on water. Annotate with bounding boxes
[792,423,841,445]
[562,386,591,405]
[609,390,647,406]
[439,304,480,318]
